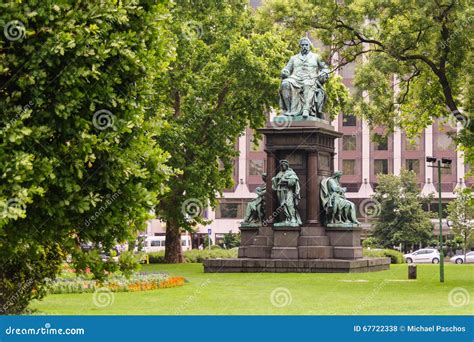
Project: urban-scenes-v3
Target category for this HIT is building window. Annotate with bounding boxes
[342,114,357,126]
[249,159,264,176]
[405,137,420,151]
[216,202,242,219]
[374,159,389,175]
[342,160,356,175]
[406,159,420,175]
[373,134,388,150]
[342,135,357,151]
[436,133,455,151]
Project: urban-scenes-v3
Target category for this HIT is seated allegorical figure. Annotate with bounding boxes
[320,171,360,225]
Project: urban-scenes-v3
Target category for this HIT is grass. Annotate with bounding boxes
[30,263,474,315]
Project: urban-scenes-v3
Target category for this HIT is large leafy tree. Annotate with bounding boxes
[259,0,473,163]
[155,0,290,263]
[371,171,434,250]
[0,1,173,313]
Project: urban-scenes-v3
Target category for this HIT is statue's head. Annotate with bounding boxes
[280,160,289,171]
[261,172,267,182]
[334,170,343,179]
[299,37,312,54]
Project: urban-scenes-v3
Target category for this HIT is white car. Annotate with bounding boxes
[404,248,440,264]
[450,251,474,264]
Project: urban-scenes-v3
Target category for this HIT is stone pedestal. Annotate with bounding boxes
[325,226,363,259]
[207,119,389,273]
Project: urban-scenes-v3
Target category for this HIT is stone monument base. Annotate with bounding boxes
[203,257,390,273]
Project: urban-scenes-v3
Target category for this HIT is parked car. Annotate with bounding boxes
[404,248,440,264]
[450,251,474,264]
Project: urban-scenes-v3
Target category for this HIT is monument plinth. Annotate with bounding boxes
[203,37,389,273]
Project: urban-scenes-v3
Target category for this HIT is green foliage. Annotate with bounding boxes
[447,189,474,255]
[372,171,434,249]
[223,231,240,249]
[147,248,238,264]
[363,248,404,264]
[362,237,380,249]
[118,251,141,278]
[0,1,173,313]
[259,0,473,168]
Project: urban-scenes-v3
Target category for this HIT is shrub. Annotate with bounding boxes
[147,248,238,264]
[363,248,404,264]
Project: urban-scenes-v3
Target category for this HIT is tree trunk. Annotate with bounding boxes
[164,219,184,263]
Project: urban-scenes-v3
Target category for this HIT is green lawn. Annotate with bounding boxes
[30,263,474,315]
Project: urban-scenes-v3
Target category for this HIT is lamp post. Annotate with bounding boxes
[426,157,452,283]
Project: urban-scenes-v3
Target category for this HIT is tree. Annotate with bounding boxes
[223,231,240,249]
[0,1,173,313]
[447,189,474,261]
[371,171,434,251]
[155,1,287,263]
[259,0,473,162]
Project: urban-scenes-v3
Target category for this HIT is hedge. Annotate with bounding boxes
[147,248,238,264]
[363,248,405,264]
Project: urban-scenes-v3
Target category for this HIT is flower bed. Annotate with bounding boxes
[46,273,186,294]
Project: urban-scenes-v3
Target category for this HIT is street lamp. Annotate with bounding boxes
[426,157,452,283]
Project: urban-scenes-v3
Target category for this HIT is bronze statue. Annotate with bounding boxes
[242,173,267,225]
[279,37,329,119]
[320,171,360,225]
[272,160,302,227]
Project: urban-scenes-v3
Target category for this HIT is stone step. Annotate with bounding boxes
[298,246,333,259]
[333,246,363,259]
[271,247,298,259]
[300,226,326,236]
[298,236,330,246]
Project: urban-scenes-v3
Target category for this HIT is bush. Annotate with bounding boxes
[363,248,404,264]
[147,248,238,264]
